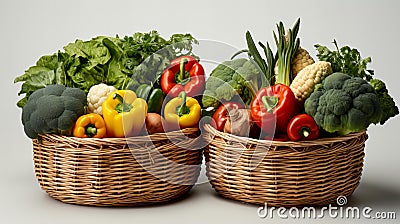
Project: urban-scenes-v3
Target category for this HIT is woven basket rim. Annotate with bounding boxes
[204,123,366,147]
[37,127,199,144]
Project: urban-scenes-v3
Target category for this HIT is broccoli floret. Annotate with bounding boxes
[21,84,86,138]
[205,76,225,92]
[202,58,263,109]
[370,79,399,125]
[202,90,219,109]
[305,72,381,135]
[215,81,237,101]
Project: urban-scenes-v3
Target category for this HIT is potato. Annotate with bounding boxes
[145,113,165,134]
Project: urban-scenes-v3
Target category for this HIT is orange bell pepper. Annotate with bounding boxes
[73,113,107,138]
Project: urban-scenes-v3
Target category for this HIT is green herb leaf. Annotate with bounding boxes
[314,40,374,80]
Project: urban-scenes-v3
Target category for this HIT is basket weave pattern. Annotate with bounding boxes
[204,124,367,207]
[33,128,202,206]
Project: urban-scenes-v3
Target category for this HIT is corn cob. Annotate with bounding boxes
[274,47,315,81]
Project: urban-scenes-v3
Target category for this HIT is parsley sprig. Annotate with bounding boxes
[314,40,374,81]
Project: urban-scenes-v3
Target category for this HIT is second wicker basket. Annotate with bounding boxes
[204,124,367,207]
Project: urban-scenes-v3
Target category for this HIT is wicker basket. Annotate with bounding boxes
[33,128,203,206]
[203,124,367,207]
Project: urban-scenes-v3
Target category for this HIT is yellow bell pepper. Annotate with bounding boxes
[164,91,201,128]
[73,113,107,138]
[102,90,147,137]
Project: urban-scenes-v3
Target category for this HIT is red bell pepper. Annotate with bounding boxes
[212,102,245,131]
[251,84,299,134]
[287,114,320,141]
[160,55,205,98]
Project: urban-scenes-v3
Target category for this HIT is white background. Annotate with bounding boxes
[1,0,399,223]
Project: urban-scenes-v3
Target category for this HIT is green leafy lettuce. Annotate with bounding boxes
[15,31,198,108]
[14,52,70,107]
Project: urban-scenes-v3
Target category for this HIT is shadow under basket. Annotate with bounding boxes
[203,124,368,207]
[33,128,203,206]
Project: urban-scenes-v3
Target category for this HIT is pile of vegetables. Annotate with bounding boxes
[16,31,205,139]
[204,18,398,141]
[15,21,398,142]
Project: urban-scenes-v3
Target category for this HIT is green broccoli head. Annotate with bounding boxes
[202,58,263,109]
[236,59,261,81]
[305,72,381,135]
[370,79,399,124]
[21,84,86,138]
[202,89,219,110]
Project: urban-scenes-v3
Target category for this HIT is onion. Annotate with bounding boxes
[224,109,258,137]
